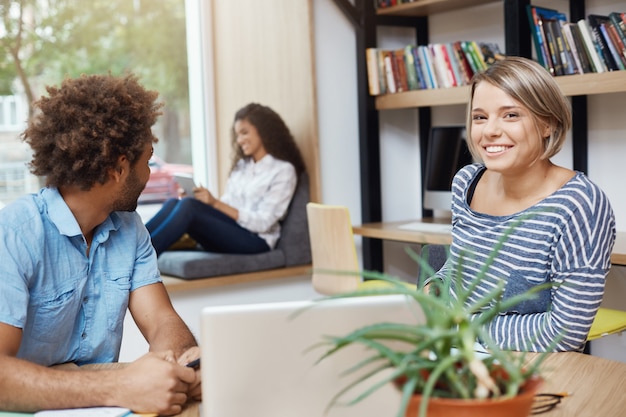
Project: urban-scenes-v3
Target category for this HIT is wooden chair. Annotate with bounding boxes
[306,202,361,295]
[306,202,416,295]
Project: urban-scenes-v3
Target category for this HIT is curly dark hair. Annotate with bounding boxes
[230,103,306,178]
[22,73,163,190]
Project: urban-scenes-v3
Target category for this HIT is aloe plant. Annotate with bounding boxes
[313,238,559,417]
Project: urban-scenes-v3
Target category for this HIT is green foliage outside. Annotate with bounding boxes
[0,0,190,163]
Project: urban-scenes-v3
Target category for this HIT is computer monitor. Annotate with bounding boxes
[423,126,473,215]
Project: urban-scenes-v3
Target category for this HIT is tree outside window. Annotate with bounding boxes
[0,0,192,205]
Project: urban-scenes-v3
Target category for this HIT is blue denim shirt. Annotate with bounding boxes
[0,187,161,366]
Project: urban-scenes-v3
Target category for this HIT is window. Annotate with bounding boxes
[0,0,197,206]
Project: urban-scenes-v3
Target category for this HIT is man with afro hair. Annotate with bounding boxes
[0,73,200,415]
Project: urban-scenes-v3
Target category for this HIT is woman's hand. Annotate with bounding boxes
[192,186,217,206]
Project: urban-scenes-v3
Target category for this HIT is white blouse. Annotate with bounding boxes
[221,154,297,249]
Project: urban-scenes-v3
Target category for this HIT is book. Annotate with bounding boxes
[453,41,475,81]
[605,21,626,67]
[429,44,452,88]
[437,43,458,87]
[393,49,409,92]
[542,17,564,75]
[469,41,488,71]
[418,45,437,89]
[410,46,427,89]
[460,41,482,75]
[526,5,552,70]
[403,45,420,90]
[587,14,620,71]
[529,6,581,75]
[479,42,505,67]
[552,19,577,75]
[564,22,592,73]
[376,49,387,94]
[609,12,626,50]
[600,22,625,70]
[382,50,396,93]
[365,48,381,95]
[444,43,464,86]
[577,18,606,72]
[453,42,472,84]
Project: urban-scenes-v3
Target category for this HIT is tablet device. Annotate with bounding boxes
[174,174,197,196]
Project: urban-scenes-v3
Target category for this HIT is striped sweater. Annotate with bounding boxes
[434,164,616,352]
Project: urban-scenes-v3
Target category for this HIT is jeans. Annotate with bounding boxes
[145,197,270,256]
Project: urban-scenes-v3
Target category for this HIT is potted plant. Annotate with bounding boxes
[313,243,557,417]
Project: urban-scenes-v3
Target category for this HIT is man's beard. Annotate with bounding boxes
[112,169,145,212]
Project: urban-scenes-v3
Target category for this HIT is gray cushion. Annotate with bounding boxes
[157,172,311,279]
[276,173,312,266]
[158,250,285,279]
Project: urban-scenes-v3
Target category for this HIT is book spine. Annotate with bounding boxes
[578,19,606,72]
[609,12,626,50]
[393,49,409,92]
[444,42,464,86]
[429,44,451,88]
[403,45,420,90]
[377,49,387,94]
[451,42,470,85]
[527,6,549,69]
[552,19,577,75]
[411,46,427,90]
[569,23,593,73]
[454,41,475,81]
[461,41,481,75]
[438,43,458,87]
[588,15,619,71]
[536,15,556,75]
[418,45,437,89]
[543,18,564,75]
[600,23,625,70]
[561,23,584,74]
[365,48,381,96]
[382,51,397,93]
[606,21,626,66]
[469,41,487,71]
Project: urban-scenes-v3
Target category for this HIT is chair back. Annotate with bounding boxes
[306,203,360,295]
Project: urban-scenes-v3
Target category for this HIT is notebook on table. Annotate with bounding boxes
[199,294,425,417]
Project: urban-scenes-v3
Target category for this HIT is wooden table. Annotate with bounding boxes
[527,352,626,416]
[353,219,626,266]
[4,352,626,416]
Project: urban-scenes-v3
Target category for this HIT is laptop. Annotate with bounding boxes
[199,294,425,417]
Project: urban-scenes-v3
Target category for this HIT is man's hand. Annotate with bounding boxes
[177,346,202,401]
[115,351,196,415]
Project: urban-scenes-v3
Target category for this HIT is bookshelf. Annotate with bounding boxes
[375,70,626,109]
[333,0,621,271]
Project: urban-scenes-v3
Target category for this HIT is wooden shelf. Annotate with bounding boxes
[376,86,470,109]
[375,70,626,110]
[377,0,500,17]
[556,71,626,96]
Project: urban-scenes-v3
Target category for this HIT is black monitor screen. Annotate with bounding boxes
[424,126,473,192]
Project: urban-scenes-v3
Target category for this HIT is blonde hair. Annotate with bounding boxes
[466,56,571,161]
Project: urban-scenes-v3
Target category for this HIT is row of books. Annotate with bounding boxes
[527,5,626,75]
[375,0,416,9]
[365,41,504,96]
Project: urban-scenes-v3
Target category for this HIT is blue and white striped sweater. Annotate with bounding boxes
[435,163,616,352]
